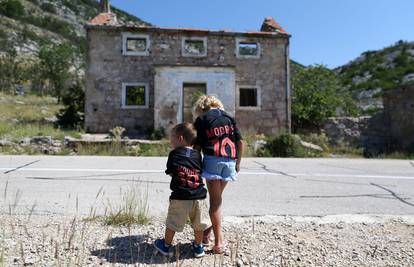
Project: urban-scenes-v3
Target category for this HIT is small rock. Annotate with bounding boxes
[19,137,31,146]
[300,140,323,152]
[31,136,53,145]
[0,139,12,146]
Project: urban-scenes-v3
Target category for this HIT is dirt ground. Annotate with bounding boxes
[0,214,413,266]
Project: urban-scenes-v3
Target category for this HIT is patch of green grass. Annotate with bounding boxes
[75,142,170,157]
[0,123,81,141]
[326,140,364,158]
[374,152,414,160]
[103,184,150,226]
[75,142,127,156]
[137,143,169,156]
[240,133,266,157]
[0,93,82,141]
[0,145,73,155]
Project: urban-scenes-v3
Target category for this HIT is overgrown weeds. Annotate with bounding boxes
[103,184,150,226]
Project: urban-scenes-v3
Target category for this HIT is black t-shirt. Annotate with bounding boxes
[165,147,207,200]
[194,109,242,159]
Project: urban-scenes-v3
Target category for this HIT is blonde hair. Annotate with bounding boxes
[193,95,225,118]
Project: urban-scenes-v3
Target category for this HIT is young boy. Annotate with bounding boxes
[154,123,210,258]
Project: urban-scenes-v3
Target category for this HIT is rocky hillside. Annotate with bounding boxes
[0,0,150,56]
[336,41,414,113]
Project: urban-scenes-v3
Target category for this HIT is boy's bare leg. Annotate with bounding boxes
[165,228,175,246]
[194,230,203,245]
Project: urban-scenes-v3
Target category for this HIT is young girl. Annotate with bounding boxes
[193,95,243,254]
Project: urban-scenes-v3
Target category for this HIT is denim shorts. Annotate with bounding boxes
[202,155,237,182]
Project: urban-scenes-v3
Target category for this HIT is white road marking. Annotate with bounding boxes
[1,167,414,180]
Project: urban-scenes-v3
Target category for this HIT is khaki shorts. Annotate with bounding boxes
[166,199,210,232]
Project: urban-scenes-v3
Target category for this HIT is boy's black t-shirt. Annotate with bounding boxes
[165,147,207,200]
[194,109,242,159]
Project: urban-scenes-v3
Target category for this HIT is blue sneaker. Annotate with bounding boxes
[154,239,173,257]
[192,242,205,258]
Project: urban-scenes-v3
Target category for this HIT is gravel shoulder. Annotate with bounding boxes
[1,214,413,266]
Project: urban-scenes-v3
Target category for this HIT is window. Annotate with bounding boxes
[182,37,207,57]
[122,83,149,109]
[122,33,150,56]
[236,38,260,59]
[238,86,261,109]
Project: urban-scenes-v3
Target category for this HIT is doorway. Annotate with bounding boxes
[182,83,206,123]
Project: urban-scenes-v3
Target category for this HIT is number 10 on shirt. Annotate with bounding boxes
[213,137,236,158]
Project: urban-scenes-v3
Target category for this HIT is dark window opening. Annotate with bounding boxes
[125,85,146,106]
[239,88,258,107]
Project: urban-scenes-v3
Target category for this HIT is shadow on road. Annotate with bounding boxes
[91,235,196,265]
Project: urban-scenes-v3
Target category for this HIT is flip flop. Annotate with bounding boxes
[212,244,226,254]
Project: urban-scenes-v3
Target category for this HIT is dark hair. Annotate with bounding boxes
[172,123,197,145]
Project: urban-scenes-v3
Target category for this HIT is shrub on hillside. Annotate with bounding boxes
[40,3,56,14]
[55,83,85,129]
[0,0,25,19]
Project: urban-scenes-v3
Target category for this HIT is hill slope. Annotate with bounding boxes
[0,0,150,55]
[336,41,414,113]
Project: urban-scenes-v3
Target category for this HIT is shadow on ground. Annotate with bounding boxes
[91,235,197,265]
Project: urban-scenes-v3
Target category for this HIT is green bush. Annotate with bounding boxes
[292,65,357,131]
[40,3,56,14]
[0,0,25,19]
[258,134,305,158]
[147,127,166,140]
[55,83,85,129]
[23,15,78,42]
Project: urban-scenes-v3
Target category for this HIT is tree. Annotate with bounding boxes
[56,82,85,129]
[38,42,77,102]
[291,65,356,131]
[0,46,25,93]
[0,0,25,19]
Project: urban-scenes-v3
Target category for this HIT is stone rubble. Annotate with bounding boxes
[0,214,412,266]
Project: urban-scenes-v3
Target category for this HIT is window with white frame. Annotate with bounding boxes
[238,86,261,109]
[182,37,207,57]
[122,33,150,56]
[236,38,260,58]
[122,83,149,109]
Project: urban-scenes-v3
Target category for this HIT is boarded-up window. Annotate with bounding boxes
[239,88,258,107]
[126,38,147,52]
[238,42,258,56]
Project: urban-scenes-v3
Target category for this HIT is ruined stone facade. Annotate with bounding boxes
[323,85,414,155]
[383,85,414,151]
[85,9,291,136]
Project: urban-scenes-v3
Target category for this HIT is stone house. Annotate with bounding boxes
[85,0,291,136]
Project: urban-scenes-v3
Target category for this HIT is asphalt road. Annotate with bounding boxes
[1,155,414,217]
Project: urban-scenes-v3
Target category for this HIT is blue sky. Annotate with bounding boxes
[110,0,414,68]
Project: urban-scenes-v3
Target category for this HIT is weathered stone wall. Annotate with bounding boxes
[383,85,414,151]
[323,85,414,155]
[85,27,290,136]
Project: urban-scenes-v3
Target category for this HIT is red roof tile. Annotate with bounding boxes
[261,17,288,34]
[88,12,118,26]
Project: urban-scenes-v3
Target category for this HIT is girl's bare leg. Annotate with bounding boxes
[207,180,228,247]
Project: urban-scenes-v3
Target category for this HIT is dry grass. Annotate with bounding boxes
[103,184,150,226]
[0,92,82,142]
